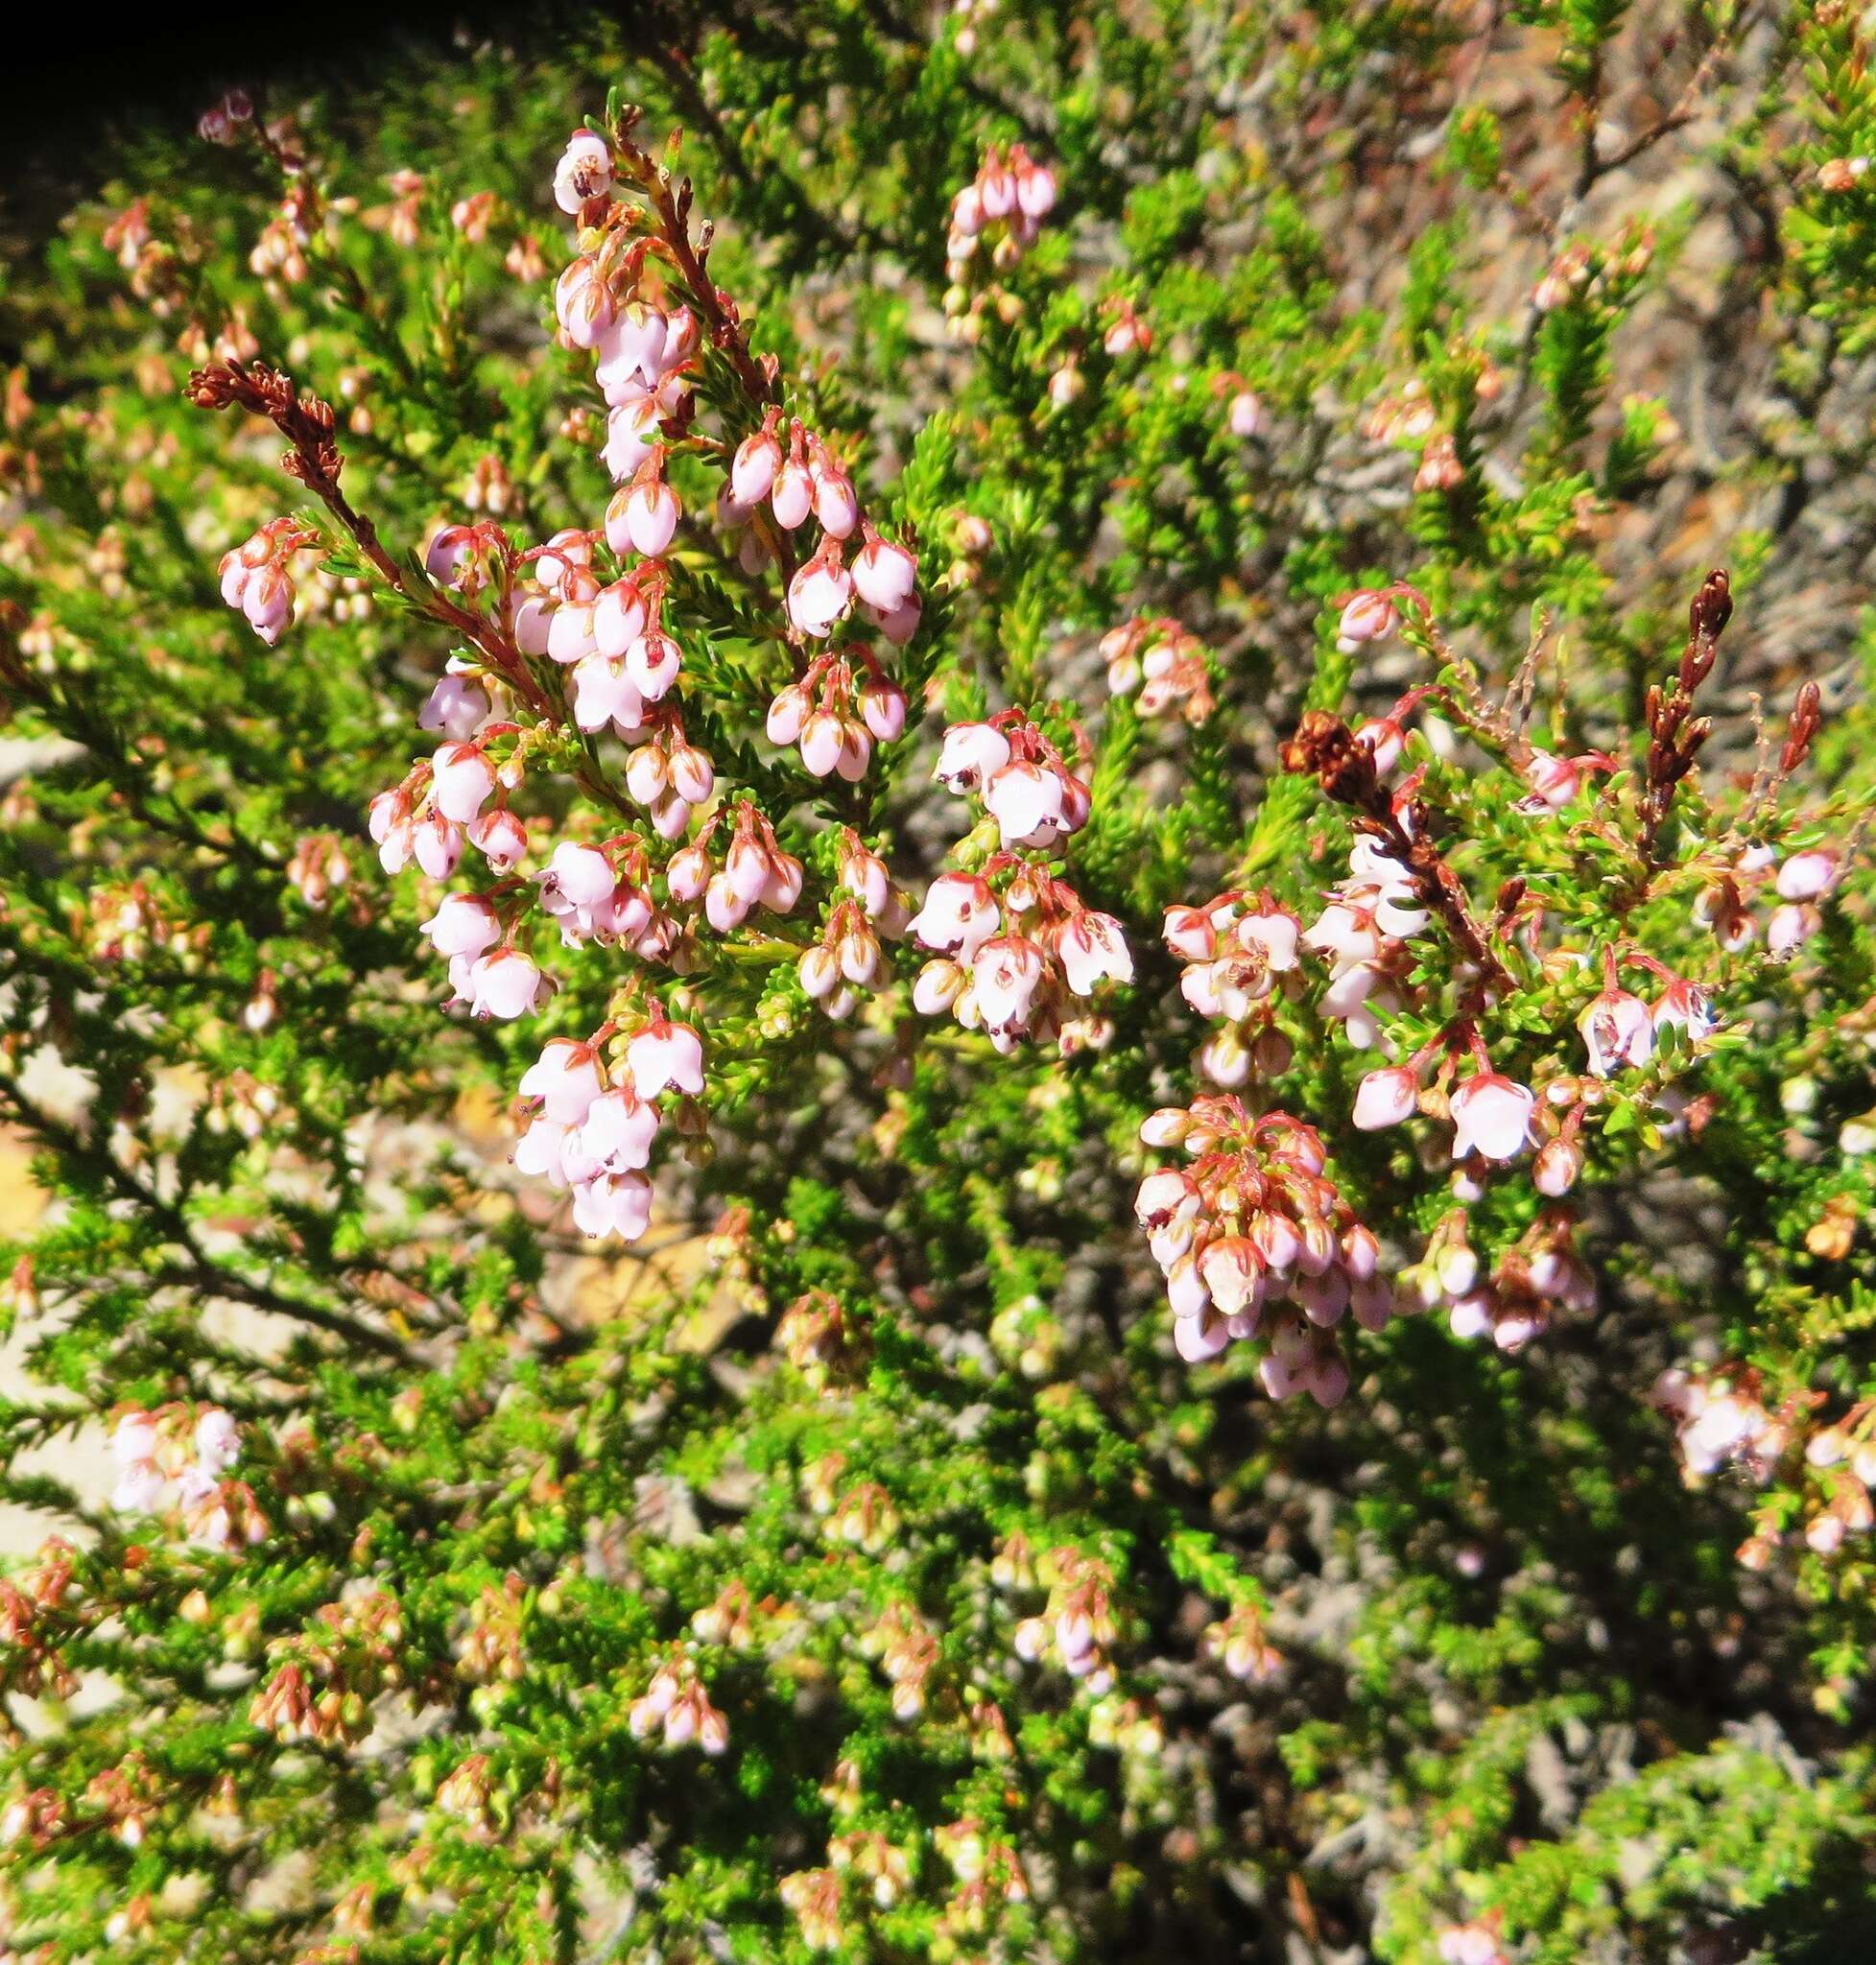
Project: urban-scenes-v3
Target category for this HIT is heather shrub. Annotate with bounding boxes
[4,5,1876,1961]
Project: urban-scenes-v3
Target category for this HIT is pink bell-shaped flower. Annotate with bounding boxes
[627,1017,705,1099]
[1353,1065,1418,1131]
[518,1038,607,1125]
[1449,1069,1534,1161]
[430,742,496,824]
[786,543,854,638]
[467,948,548,1021]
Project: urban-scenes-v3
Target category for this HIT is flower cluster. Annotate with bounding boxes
[666,800,804,936]
[1352,950,1721,1184]
[82,1755,164,1850]
[83,879,175,964]
[1361,377,1437,443]
[780,1837,920,1953]
[1134,1097,1398,1396]
[723,415,922,647]
[1211,759,1553,1167]
[511,1014,704,1241]
[1654,1370,1876,1570]
[1399,1209,1595,1353]
[629,1649,730,1754]
[910,863,1129,1054]
[195,89,255,147]
[1099,614,1216,722]
[824,1480,901,1556]
[561,267,699,477]
[1010,1549,1120,1693]
[934,1821,1031,1933]
[690,1579,762,1650]
[774,1290,875,1385]
[942,142,1057,333]
[0,1787,65,1853]
[767,643,911,780]
[285,832,352,911]
[1357,1049,1537,1166]
[1164,889,1302,1086]
[1363,371,1507,490]
[1199,1603,1282,1685]
[796,833,911,1021]
[110,1406,261,1550]
[457,1577,528,1686]
[368,733,519,883]
[1577,952,1716,1076]
[367,167,426,249]
[249,1589,407,1748]
[1301,826,1429,1052]
[533,165,723,824]
[531,548,718,836]
[780,1868,845,1952]
[0,1540,81,1702]
[250,178,323,289]
[1653,1368,1787,1487]
[1085,1693,1165,1758]
[905,714,1128,1051]
[1697,842,1840,959]
[217,516,317,646]
[933,713,1090,849]
[1531,226,1653,314]
[860,1605,939,1716]
[829,1831,914,1909]
[1413,433,1464,493]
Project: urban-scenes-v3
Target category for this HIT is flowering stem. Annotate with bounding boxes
[184,359,558,722]
[1281,709,1512,996]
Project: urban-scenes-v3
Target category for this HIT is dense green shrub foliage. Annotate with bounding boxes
[3,5,1876,1960]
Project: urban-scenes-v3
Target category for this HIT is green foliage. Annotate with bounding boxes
[0,6,1873,1964]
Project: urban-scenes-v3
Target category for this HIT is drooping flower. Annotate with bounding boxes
[786,543,855,639]
[1335,589,1398,652]
[466,948,549,1021]
[627,1018,705,1099]
[1776,847,1838,902]
[982,757,1068,850]
[1054,911,1133,995]
[619,470,679,558]
[731,420,782,505]
[1353,1065,1418,1131]
[971,935,1047,1038]
[418,674,490,741]
[934,721,1012,794]
[420,893,502,961]
[1650,975,1715,1039]
[1578,980,1654,1077]
[1520,747,1615,813]
[1448,1070,1534,1161]
[518,1038,607,1125]
[430,742,497,825]
[579,1086,660,1172]
[851,530,917,612]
